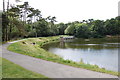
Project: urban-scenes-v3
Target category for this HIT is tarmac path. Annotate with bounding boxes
[1,40,118,78]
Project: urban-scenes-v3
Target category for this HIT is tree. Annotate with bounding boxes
[56,23,67,35]
[75,24,91,38]
[15,0,22,2]
[3,0,5,12]
[2,12,9,41]
[104,18,120,35]
[65,24,75,35]
[34,19,48,37]
[92,20,105,38]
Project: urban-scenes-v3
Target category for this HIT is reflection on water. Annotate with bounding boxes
[43,38,119,71]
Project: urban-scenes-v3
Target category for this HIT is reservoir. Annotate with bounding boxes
[43,38,119,72]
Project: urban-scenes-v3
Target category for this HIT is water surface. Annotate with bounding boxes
[43,38,119,71]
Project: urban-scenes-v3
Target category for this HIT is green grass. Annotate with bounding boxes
[0,57,2,79]
[2,57,48,78]
[7,36,118,76]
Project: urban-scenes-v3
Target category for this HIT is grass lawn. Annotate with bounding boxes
[7,36,118,76]
[1,57,48,78]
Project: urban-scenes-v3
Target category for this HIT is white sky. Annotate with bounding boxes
[0,0,119,23]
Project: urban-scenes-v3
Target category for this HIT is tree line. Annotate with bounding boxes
[64,17,120,38]
[2,1,120,41]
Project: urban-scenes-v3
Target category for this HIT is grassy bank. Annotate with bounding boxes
[1,57,48,78]
[0,57,2,79]
[7,36,118,76]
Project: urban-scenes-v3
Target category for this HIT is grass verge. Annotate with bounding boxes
[0,57,2,79]
[7,36,118,76]
[2,57,48,78]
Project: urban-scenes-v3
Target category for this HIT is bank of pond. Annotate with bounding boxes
[8,36,119,76]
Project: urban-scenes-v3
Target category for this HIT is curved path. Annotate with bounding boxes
[1,41,118,78]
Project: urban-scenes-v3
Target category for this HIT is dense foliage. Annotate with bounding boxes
[64,18,120,38]
[2,1,120,41]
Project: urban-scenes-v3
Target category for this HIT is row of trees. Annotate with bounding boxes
[2,1,120,42]
[31,16,120,38]
[64,17,120,38]
[2,1,58,41]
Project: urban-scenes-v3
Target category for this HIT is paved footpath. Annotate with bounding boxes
[1,41,118,78]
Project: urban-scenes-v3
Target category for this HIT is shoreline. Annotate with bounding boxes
[7,36,118,76]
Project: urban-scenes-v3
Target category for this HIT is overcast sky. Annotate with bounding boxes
[0,0,119,23]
